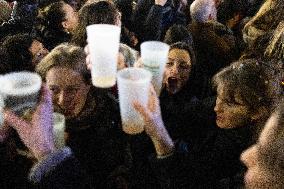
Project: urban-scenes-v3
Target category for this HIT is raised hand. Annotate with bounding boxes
[133,86,174,156]
[4,85,55,161]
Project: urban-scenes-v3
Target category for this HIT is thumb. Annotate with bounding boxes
[133,101,150,122]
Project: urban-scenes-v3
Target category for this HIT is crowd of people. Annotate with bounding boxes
[0,0,284,188]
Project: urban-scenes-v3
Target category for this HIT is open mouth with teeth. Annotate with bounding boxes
[167,77,179,94]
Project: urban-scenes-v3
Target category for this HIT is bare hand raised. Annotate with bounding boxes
[133,86,174,156]
[4,85,55,161]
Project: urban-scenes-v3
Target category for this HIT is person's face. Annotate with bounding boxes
[29,40,49,66]
[46,67,90,119]
[214,83,253,128]
[117,52,127,70]
[241,114,277,189]
[62,3,78,32]
[163,48,192,95]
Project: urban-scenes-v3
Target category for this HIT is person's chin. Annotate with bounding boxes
[216,119,228,129]
[166,84,181,95]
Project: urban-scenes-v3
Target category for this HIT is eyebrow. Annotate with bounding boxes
[168,58,190,64]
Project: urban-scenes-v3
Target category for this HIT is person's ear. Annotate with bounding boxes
[62,21,69,31]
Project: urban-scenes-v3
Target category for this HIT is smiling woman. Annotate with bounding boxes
[36,43,130,188]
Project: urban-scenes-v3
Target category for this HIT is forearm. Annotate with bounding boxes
[149,117,175,157]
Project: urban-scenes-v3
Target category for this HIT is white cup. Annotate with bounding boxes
[86,24,121,88]
[141,41,169,95]
[53,112,66,149]
[0,72,42,115]
[0,96,4,127]
[117,68,152,135]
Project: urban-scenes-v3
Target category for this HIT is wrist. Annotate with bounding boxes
[34,147,55,161]
[151,128,174,156]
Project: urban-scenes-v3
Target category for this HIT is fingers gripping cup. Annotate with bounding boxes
[117,68,152,135]
[0,72,42,115]
[141,41,169,95]
[86,24,121,88]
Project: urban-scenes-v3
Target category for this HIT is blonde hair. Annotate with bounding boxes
[36,43,91,83]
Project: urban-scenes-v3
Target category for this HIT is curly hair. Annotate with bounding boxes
[1,33,37,73]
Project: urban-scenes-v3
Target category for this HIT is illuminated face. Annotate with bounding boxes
[214,84,253,128]
[163,48,192,95]
[241,114,277,189]
[46,67,90,119]
[62,3,78,32]
[29,40,49,66]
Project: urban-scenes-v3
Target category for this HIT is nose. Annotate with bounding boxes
[214,97,222,113]
[241,145,257,168]
[170,63,179,75]
[57,90,69,108]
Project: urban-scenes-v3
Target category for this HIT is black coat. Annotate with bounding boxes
[159,86,217,140]
[132,0,187,44]
[64,88,131,189]
[149,125,255,188]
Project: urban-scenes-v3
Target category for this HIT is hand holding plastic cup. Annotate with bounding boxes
[86,24,121,88]
[0,72,42,115]
[53,112,66,149]
[140,41,169,95]
[117,68,152,135]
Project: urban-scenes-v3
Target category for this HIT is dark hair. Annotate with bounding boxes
[36,1,72,50]
[217,0,248,24]
[164,24,194,46]
[38,1,67,33]
[258,102,284,187]
[0,33,37,73]
[36,43,91,84]
[71,1,120,47]
[170,42,196,66]
[213,59,282,116]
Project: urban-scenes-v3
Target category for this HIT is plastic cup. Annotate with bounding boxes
[0,72,42,115]
[86,24,121,88]
[53,112,66,149]
[141,41,169,95]
[117,68,152,135]
[0,96,4,127]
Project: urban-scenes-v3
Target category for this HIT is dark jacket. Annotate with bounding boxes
[0,137,34,189]
[64,88,131,189]
[149,125,255,188]
[30,148,93,189]
[132,0,187,44]
[188,21,238,99]
[160,85,216,141]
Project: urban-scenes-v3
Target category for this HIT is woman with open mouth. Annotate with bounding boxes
[134,58,282,188]
[160,42,216,140]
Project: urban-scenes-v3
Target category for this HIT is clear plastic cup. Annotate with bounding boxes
[117,68,152,135]
[53,112,66,149]
[86,24,121,88]
[141,41,169,95]
[0,96,4,127]
[0,72,42,115]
